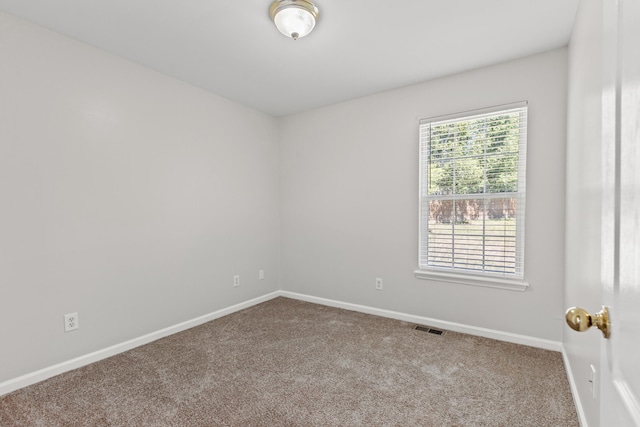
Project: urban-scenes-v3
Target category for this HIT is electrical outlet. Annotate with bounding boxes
[233,275,240,287]
[375,278,383,290]
[259,270,264,280]
[64,312,79,332]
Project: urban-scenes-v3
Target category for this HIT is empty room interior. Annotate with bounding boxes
[1,0,639,426]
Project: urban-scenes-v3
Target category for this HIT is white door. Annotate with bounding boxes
[600,0,640,425]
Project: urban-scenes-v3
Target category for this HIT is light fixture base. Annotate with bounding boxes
[269,0,320,40]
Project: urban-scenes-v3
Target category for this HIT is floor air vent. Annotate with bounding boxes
[413,325,445,336]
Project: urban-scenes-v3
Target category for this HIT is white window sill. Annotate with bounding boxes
[414,269,529,292]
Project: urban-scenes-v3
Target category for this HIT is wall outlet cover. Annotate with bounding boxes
[64,312,79,332]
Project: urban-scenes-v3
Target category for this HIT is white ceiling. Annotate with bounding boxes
[0,0,579,116]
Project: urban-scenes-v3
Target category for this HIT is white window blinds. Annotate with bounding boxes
[418,102,528,278]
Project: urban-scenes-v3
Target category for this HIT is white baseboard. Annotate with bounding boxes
[562,348,588,427]
[279,291,563,352]
[0,291,280,397]
[1,289,563,397]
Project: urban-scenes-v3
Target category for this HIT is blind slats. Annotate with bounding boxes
[418,102,527,278]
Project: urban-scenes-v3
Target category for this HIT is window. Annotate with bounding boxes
[417,102,528,289]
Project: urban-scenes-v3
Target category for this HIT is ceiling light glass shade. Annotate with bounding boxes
[270,0,319,40]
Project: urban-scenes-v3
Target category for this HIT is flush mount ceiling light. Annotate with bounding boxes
[269,0,320,40]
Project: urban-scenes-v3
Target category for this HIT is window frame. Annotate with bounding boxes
[415,101,529,291]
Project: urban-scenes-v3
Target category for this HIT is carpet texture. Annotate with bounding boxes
[0,297,579,426]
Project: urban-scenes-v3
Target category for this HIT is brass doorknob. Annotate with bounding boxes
[565,306,610,338]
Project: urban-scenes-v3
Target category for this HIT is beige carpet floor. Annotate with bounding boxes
[0,297,578,426]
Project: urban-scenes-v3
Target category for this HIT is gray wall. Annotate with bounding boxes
[0,11,280,383]
[279,49,568,341]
